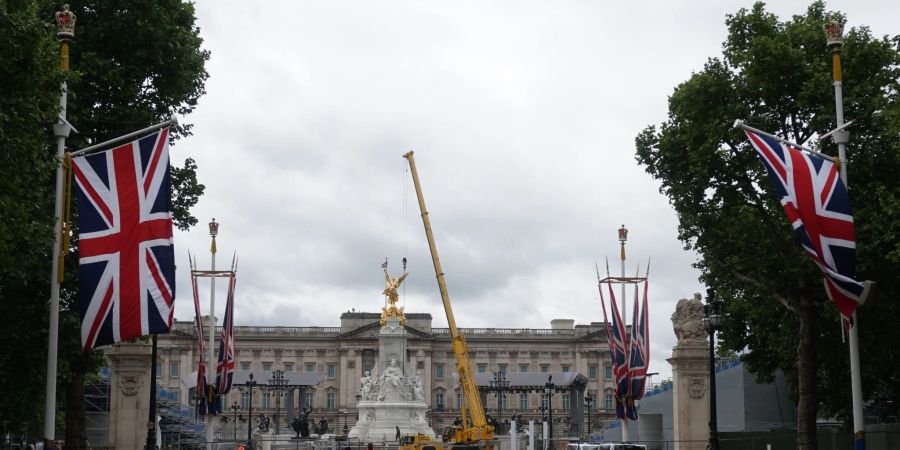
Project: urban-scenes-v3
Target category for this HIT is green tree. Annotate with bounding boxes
[635,3,900,449]
[0,0,209,447]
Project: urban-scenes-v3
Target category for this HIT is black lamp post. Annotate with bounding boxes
[231,401,241,441]
[489,371,510,434]
[343,410,349,436]
[268,370,288,435]
[702,288,723,450]
[240,372,257,448]
[584,395,593,436]
[544,375,555,450]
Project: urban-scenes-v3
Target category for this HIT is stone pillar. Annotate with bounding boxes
[667,294,710,450]
[106,342,152,450]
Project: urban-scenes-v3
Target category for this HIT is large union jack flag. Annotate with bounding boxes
[215,273,236,395]
[745,130,872,321]
[73,128,175,350]
[599,282,630,420]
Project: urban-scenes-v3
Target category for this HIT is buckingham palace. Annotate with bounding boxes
[143,310,619,435]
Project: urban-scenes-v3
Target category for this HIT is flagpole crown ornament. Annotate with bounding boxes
[209,218,219,238]
[55,4,76,40]
[618,224,628,244]
[824,18,845,48]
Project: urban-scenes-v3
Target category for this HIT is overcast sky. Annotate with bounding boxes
[173,0,898,381]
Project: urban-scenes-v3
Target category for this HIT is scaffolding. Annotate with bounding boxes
[158,387,206,449]
[84,371,110,447]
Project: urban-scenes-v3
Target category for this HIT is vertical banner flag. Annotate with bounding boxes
[216,273,236,396]
[627,280,650,419]
[72,128,175,350]
[744,130,872,321]
[606,282,631,420]
[191,271,208,415]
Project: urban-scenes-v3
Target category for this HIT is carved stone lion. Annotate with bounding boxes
[672,293,707,343]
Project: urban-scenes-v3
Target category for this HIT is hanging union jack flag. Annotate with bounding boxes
[626,279,650,420]
[215,272,236,396]
[72,128,175,350]
[599,282,630,420]
[744,130,872,321]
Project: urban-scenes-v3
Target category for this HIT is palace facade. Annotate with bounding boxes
[152,311,618,433]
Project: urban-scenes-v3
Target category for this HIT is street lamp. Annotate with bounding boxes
[702,288,723,450]
[489,371,510,434]
[231,401,240,441]
[343,410,349,436]
[544,375,555,450]
[584,395,593,436]
[239,372,258,448]
[267,370,288,435]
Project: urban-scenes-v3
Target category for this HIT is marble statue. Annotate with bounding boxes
[360,370,375,401]
[413,372,424,402]
[378,359,404,401]
[672,293,707,343]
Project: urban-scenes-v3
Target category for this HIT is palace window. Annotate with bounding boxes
[326,392,336,410]
[262,362,272,372]
[305,392,314,408]
[240,362,251,371]
[519,364,529,373]
[435,364,444,380]
[605,366,612,379]
[240,391,250,409]
[498,364,507,374]
[170,362,179,377]
[605,392,613,411]
[562,365,570,373]
[519,393,528,410]
[540,364,550,373]
[562,393,571,411]
[589,365,598,380]
[284,362,294,372]
[435,392,444,410]
[477,364,487,373]
[327,364,337,379]
[262,392,271,410]
[305,363,315,372]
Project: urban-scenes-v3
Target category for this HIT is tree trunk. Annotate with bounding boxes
[796,295,819,450]
[64,351,90,450]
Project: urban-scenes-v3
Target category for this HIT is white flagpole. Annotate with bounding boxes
[825,19,866,450]
[44,7,76,446]
[208,219,218,449]
[617,225,628,442]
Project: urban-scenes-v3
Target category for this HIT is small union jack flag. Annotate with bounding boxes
[73,129,175,350]
[215,273,236,395]
[626,280,650,420]
[744,130,872,321]
[190,272,209,415]
[599,282,630,420]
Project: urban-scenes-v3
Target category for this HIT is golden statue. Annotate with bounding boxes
[380,267,408,326]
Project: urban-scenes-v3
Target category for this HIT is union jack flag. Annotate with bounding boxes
[190,271,209,415]
[215,273,236,395]
[599,282,630,420]
[745,130,872,321]
[626,280,650,419]
[72,129,175,350]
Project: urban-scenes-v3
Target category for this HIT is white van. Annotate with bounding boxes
[567,444,647,450]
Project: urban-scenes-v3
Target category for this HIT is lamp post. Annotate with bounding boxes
[268,370,288,435]
[230,402,241,441]
[702,288,723,450]
[489,371,510,434]
[240,372,257,448]
[343,410,349,436]
[544,376,555,450]
[584,395,593,436]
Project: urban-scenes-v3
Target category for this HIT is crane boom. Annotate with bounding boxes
[403,151,493,443]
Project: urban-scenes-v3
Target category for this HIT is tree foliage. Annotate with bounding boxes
[635,2,900,447]
[0,0,209,445]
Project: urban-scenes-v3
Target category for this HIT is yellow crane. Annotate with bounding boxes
[401,151,495,449]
